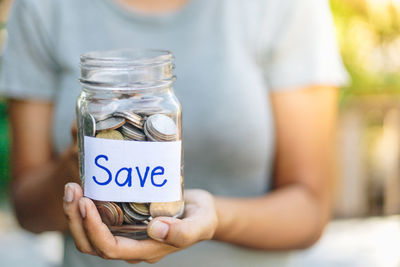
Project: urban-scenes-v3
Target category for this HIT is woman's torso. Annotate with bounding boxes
[32,0,291,265]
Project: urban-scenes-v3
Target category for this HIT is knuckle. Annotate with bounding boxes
[75,244,91,255]
[204,230,214,241]
[97,250,110,260]
[177,229,192,247]
[64,210,74,222]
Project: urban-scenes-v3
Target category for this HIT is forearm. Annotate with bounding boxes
[11,147,78,233]
[213,183,330,250]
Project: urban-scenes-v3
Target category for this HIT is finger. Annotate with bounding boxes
[145,256,164,264]
[79,197,118,258]
[125,260,142,264]
[80,198,177,260]
[126,256,163,264]
[117,237,178,260]
[63,183,96,255]
[147,190,217,248]
[147,217,199,248]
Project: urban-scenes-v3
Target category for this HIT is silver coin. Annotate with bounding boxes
[96,117,125,132]
[122,203,149,221]
[123,213,137,225]
[94,113,113,122]
[121,124,146,141]
[83,113,96,137]
[144,114,177,141]
[113,111,144,129]
[149,114,177,136]
[138,109,173,119]
[143,123,157,142]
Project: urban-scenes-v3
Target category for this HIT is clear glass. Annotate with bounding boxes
[76,49,184,239]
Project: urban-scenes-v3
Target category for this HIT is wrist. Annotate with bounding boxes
[212,196,234,241]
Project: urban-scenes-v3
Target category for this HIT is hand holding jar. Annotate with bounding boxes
[63,184,218,263]
[63,50,217,262]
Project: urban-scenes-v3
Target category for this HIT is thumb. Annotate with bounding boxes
[147,217,200,248]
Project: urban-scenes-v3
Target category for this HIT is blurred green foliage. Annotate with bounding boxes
[331,0,400,98]
[0,101,9,199]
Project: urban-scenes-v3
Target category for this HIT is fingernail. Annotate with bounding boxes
[64,184,74,203]
[79,198,86,219]
[149,221,169,241]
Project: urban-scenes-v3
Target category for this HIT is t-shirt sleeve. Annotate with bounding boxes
[261,0,349,91]
[0,0,59,101]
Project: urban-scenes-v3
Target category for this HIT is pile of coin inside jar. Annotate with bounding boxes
[82,102,184,234]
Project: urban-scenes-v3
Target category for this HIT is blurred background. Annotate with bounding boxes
[0,0,400,266]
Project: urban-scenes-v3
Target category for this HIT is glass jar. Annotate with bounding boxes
[76,49,184,240]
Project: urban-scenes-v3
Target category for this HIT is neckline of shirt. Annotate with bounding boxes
[101,0,200,26]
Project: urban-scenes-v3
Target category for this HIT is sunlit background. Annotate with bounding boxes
[0,0,400,266]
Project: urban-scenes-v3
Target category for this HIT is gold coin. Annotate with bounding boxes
[130,203,150,216]
[96,130,124,140]
[149,201,183,218]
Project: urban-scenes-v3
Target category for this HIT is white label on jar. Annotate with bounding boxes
[84,136,182,202]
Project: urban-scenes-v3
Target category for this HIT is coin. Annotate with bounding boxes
[94,113,113,122]
[113,111,144,130]
[83,113,96,137]
[96,117,125,132]
[123,213,137,225]
[121,124,146,141]
[149,201,184,217]
[149,114,177,137]
[111,202,124,225]
[122,203,150,221]
[130,203,150,216]
[138,109,172,118]
[95,201,123,226]
[143,125,158,142]
[96,130,124,140]
[144,114,177,141]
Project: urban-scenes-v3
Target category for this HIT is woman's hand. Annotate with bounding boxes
[63,184,218,264]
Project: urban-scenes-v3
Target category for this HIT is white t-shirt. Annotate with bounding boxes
[0,0,348,266]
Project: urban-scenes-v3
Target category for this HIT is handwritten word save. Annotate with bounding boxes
[92,154,167,188]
